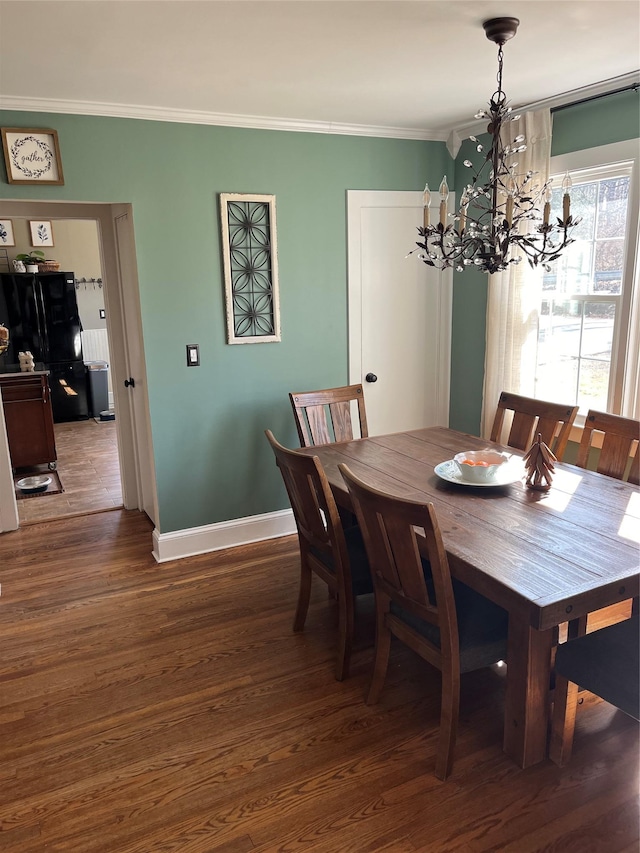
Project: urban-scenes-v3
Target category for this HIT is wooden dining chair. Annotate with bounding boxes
[550,614,640,766]
[338,463,508,781]
[575,409,639,485]
[265,430,373,681]
[289,384,368,448]
[490,391,579,460]
[566,410,639,640]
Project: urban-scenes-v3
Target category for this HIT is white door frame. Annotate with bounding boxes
[0,391,19,531]
[347,190,452,429]
[0,199,157,532]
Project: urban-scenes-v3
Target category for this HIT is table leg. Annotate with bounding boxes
[503,617,554,767]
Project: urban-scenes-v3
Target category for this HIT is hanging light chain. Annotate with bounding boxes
[496,44,505,101]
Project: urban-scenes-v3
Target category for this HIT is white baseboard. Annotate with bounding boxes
[152,507,296,563]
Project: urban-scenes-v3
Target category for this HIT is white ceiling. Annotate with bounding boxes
[0,1,638,140]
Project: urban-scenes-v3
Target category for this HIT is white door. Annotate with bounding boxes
[111,207,158,525]
[347,191,452,435]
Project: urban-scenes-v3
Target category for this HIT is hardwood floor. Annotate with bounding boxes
[15,418,122,525]
[0,510,637,852]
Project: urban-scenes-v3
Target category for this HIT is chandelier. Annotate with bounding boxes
[413,16,580,276]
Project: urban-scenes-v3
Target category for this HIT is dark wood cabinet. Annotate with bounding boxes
[0,372,57,470]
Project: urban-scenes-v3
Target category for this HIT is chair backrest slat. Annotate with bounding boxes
[490,391,578,460]
[289,385,368,447]
[328,400,354,443]
[305,404,335,446]
[576,409,640,484]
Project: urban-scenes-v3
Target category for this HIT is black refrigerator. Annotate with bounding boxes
[0,272,89,421]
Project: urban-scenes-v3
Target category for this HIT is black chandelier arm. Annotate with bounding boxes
[511,230,577,268]
[414,215,579,274]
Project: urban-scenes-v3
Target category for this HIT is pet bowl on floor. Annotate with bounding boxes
[16,474,52,494]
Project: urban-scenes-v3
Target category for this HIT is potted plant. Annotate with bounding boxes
[15,250,46,273]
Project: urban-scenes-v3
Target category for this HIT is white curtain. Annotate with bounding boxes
[621,206,640,420]
[481,108,552,438]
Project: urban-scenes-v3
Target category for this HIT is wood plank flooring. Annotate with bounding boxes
[0,510,637,852]
[16,419,122,525]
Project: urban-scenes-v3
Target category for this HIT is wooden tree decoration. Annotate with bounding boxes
[523,432,556,491]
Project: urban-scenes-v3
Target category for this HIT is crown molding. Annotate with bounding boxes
[5,71,635,155]
[447,71,640,157]
[0,95,449,143]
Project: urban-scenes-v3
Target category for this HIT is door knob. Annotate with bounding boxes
[124,377,135,388]
[365,373,378,383]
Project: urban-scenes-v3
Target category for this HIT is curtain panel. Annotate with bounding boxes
[481,108,552,438]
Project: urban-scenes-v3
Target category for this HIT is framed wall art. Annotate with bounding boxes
[219,193,281,344]
[1,127,64,185]
[0,219,15,246]
[29,220,54,247]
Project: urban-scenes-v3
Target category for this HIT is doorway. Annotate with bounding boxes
[0,200,157,532]
[6,217,122,523]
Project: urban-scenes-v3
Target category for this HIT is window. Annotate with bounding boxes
[534,141,639,418]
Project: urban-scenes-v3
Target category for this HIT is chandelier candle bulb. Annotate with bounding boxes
[543,185,552,226]
[439,177,449,226]
[505,196,513,227]
[423,184,431,228]
[459,193,469,233]
[505,178,516,226]
[562,172,572,221]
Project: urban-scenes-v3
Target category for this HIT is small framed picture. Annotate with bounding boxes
[1,127,64,185]
[29,220,54,247]
[0,219,15,246]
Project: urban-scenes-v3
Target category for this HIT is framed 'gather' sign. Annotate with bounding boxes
[1,127,64,185]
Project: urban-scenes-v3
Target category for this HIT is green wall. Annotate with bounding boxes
[2,90,636,533]
[449,134,489,435]
[448,89,640,436]
[0,110,449,532]
[550,89,640,157]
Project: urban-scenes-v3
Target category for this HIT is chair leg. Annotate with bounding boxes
[335,586,354,682]
[293,557,313,632]
[435,667,460,781]
[366,601,391,705]
[550,673,579,766]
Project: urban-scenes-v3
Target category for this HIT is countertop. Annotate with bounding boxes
[0,363,50,377]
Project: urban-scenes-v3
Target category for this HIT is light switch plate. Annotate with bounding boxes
[186,344,200,366]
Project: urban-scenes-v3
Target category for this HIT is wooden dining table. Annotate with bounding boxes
[301,426,640,768]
